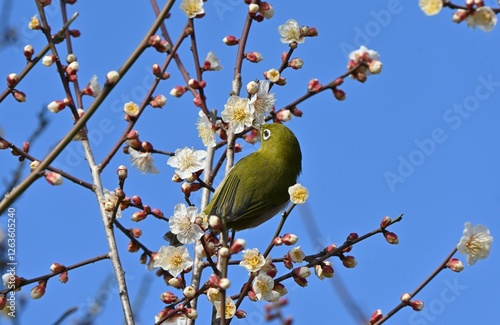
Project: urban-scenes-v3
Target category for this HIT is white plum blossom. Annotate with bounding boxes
[419,0,443,16]
[457,222,493,265]
[213,296,236,319]
[278,19,305,44]
[154,245,194,277]
[203,52,222,71]
[180,0,204,18]
[288,183,309,205]
[466,6,497,32]
[101,189,122,218]
[169,203,205,244]
[197,110,216,147]
[249,81,275,124]
[167,147,207,179]
[239,248,266,272]
[288,246,305,263]
[221,95,254,134]
[129,147,159,174]
[252,272,280,302]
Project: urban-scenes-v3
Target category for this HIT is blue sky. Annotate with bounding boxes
[0,0,498,324]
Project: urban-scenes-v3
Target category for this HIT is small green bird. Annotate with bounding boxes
[206,123,302,231]
[165,123,302,244]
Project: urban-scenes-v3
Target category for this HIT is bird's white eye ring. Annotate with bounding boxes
[262,129,271,140]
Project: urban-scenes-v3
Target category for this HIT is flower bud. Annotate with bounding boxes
[342,256,357,268]
[59,271,69,283]
[259,2,274,19]
[219,247,230,258]
[131,211,147,222]
[219,278,231,290]
[293,266,311,279]
[384,231,399,245]
[183,285,196,299]
[161,291,178,304]
[380,216,391,228]
[235,310,247,319]
[168,277,183,288]
[117,165,128,179]
[0,294,6,310]
[273,236,283,246]
[248,3,259,13]
[66,61,79,76]
[186,308,198,319]
[307,78,322,92]
[266,69,280,83]
[42,55,56,67]
[401,293,411,303]
[128,241,140,252]
[369,60,382,74]
[50,263,66,273]
[170,86,186,97]
[246,81,259,94]
[150,94,167,108]
[209,215,222,231]
[289,58,303,70]
[369,310,383,325]
[230,239,246,254]
[106,70,120,85]
[292,274,308,287]
[277,109,292,122]
[410,300,424,311]
[446,258,464,272]
[245,51,263,63]
[333,88,346,101]
[24,45,34,61]
[7,73,18,88]
[223,35,239,46]
[45,171,63,185]
[30,282,46,299]
[12,90,26,102]
[282,233,298,245]
[29,15,41,30]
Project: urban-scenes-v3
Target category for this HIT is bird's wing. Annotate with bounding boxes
[204,157,285,230]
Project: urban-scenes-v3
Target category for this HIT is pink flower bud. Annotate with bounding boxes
[168,277,183,288]
[131,195,142,206]
[293,266,311,279]
[273,236,283,246]
[223,35,239,46]
[410,300,424,311]
[188,79,200,89]
[282,233,298,245]
[235,310,247,319]
[342,256,357,268]
[277,109,292,122]
[7,73,18,88]
[117,165,128,179]
[65,61,79,76]
[324,243,337,254]
[245,51,263,63]
[12,90,26,102]
[45,171,63,185]
[193,94,203,107]
[170,86,187,97]
[150,94,167,108]
[259,2,274,19]
[347,233,358,241]
[50,263,66,273]
[446,258,464,272]
[23,45,34,61]
[333,88,346,101]
[152,63,162,77]
[384,231,399,245]
[380,216,392,228]
[128,241,140,252]
[0,295,6,310]
[230,239,246,254]
[369,309,383,325]
[131,211,147,222]
[30,282,46,299]
[292,274,308,287]
[161,291,178,304]
[289,58,303,70]
[308,78,322,92]
[59,271,69,283]
[186,308,198,319]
